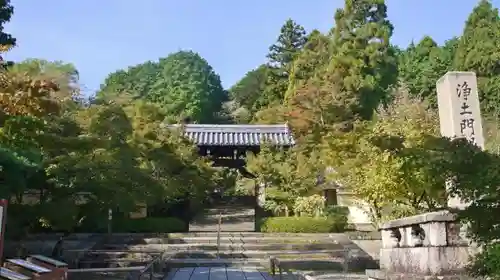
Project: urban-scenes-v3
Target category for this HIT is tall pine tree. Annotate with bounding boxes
[328,0,397,121]
[255,19,307,109]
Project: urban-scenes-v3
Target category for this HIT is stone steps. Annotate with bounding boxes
[123,236,339,245]
[87,249,346,258]
[102,243,344,251]
[84,232,378,272]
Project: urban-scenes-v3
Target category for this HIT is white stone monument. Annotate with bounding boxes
[436,71,484,149]
[436,71,484,209]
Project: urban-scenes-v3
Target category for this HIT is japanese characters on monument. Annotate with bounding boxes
[456,81,476,143]
[437,72,484,150]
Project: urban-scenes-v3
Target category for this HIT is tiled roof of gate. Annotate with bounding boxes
[167,124,295,146]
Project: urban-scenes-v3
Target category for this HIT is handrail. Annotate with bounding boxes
[67,251,165,280]
[135,254,162,280]
[216,212,222,259]
[269,257,283,280]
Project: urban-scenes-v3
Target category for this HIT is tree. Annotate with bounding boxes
[0,0,15,49]
[149,51,228,123]
[322,88,450,223]
[285,30,332,102]
[246,145,322,215]
[397,36,455,107]
[328,0,398,121]
[286,80,348,142]
[97,51,228,124]
[229,64,268,116]
[0,55,224,234]
[453,0,500,116]
[255,19,307,109]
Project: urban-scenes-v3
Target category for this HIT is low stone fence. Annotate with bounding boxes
[366,210,475,279]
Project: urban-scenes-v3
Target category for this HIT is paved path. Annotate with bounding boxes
[189,207,255,232]
[164,267,272,280]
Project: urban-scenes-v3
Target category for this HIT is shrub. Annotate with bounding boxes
[259,216,347,233]
[468,242,500,279]
[113,217,186,233]
[324,205,349,226]
[293,195,326,217]
[325,205,350,216]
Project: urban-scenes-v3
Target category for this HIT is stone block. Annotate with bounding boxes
[379,246,470,275]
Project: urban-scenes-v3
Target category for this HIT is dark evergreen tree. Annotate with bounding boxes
[454,0,500,116]
[329,0,398,121]
[255,19,307,108]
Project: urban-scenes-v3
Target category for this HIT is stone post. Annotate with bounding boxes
[436,71,484,209]
[257,182,266,206]
[254,181,266,231]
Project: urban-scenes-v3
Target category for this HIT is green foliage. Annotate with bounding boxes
[97,51,227,123]
[259,216,347,233]
[322,89,450,223]
[397,37,456,107]
[0,0,15,48]
[324,205,350,218]
[285,30,332,102]
[0,56,223,236]
[229,65,268,118]
[255,19,307,109]
[468,243,500,279]
[246,145,322,198]
[453,0,500,116]
[329,0,398,121]
[293,195,326,217]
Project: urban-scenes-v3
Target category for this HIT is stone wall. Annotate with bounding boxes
[337,190,374,231]
[366,210,475,279]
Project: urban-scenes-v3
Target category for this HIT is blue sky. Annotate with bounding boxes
[4,0,495,96]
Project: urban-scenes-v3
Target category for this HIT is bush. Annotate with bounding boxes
[113,217,186,233]
[259,216,347,233]
[325,205,350,216]
[468,242,500,279]
[293,195,326,217]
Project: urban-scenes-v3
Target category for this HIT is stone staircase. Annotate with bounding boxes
[189,199,256,232]
[88,232,379,273]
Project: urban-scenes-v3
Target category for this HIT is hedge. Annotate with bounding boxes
[259,216,347,233]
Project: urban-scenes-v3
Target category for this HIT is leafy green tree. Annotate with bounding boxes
[454,0,500,116]
[97,51,227,123]
[285,30,332,102]
[229,64,268,115]
[0,0,15,49]
[397,36,455,107]
[149,51,228,123]
[322,89,449,223]
[247,145,322,215]
[255,19,307,109]
[97,62,160,101]
[328,0,398,121]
